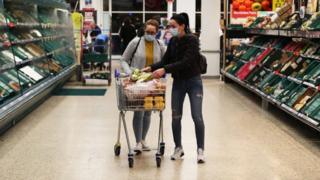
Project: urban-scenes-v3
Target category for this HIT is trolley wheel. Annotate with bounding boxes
[114,143,121,156]
[128,157,134,168]
[160,142,165,156]
[156,157,161,168]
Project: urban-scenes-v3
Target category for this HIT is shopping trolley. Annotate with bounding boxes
[113,70,166,168]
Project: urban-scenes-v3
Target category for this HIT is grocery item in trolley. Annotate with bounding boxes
[116,69,166,111]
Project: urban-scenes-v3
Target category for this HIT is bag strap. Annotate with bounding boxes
[129,37,142,66]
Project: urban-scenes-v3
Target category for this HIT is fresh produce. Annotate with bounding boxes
[239,5,247,11]
[301,12,320,30]
[252,2,262,11]
[244,0,253,8]
[232,0,271,12]
[130,69,153,83]
[232,1,240,10]
[261,0,270,11]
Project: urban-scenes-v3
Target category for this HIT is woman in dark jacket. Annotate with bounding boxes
[143,13,205,164]
[119,17,137,53]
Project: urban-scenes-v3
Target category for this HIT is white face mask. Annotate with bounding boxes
[144,34,155,42]
[170,28,179,37]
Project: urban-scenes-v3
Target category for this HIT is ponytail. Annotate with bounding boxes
[170,13,192,34]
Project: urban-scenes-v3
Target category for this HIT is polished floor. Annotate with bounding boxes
[1,77,320,180]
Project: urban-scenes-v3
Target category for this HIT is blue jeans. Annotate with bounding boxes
[133,111,151,143]
[171,75,205,149]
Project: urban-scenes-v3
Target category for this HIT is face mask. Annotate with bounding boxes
[144,34,155,42]
[170,28,179,37]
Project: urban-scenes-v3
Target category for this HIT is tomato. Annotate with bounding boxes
[232,1,240,10]
[239,5,247,11]
[261,0,270,10]
[244,0,253,8]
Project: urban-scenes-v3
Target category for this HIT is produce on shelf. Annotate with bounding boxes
[243,17,256,28]
[292,88,316,111]
[279,13,302,30]
[302,94,320,116]
[232,0,272,12]
[268,78,291,98]
[236,48,272,80]
[258,73,282,94]
[246,66,271,86]
[224,34,320,123]
[301,12,320,30]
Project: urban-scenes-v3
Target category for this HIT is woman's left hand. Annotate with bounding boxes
[152,68,165,79]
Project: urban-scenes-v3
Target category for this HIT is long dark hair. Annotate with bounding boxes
[170,13,191,34]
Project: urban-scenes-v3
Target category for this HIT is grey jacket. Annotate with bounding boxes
[120,36,166,74]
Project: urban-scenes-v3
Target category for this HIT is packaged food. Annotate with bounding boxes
[144,102,153,110]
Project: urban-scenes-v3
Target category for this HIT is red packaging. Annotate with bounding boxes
[236,48,273,80]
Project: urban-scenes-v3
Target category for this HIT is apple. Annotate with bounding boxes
[261,0,270,10]
[233,1,240,11]
[252,2,262,11]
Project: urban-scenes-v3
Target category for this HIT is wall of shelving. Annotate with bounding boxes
[222,1,320,132]
[0,0,76,133]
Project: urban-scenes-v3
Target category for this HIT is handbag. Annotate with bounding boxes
[199,53,207,74]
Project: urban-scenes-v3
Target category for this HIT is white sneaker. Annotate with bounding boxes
[141,140,151,151]
[134,142,142,154]
[197,148,205,164]
[170,147,184,160]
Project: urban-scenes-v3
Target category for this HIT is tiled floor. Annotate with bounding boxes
[0,77,320,180]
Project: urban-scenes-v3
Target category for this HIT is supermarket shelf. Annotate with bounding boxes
[8,0,69,9]
[9,22,41,29]
[300,54,320,61]
[246,29,320,39]
[9,22,71,29]
[233,56,249,64]
[0,63,15,74]
[11,38,42,45]
[11,35,68,45]
[0,64,76,133]
[0,0,76,135]
[16,54,48,67]
[232,55,319,91]
[0,45,73,73]
[242,43,267,50]
[222,70,320,131]
[226,29,251,38]
[241,43,320,63]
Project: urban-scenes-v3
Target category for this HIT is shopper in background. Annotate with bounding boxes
[120,19,166,154]
[143,13,206,163]
[89,22,101,42]
[119,17,137,54]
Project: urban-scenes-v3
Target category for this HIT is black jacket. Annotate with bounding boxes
[151,34,201,79]
[119,25,137,47]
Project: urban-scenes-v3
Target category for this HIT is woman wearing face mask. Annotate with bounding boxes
[120,19,166,154]
[143,13,205,163]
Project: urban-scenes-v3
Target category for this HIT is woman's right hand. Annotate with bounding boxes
[141,66,152,72]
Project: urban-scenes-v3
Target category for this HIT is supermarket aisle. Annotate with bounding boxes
[1,78,320,179]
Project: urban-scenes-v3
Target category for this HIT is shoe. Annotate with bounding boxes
[197,148,205,164]
[170,147,184,160]
[141,140,151,151]
[134,142,142,154]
